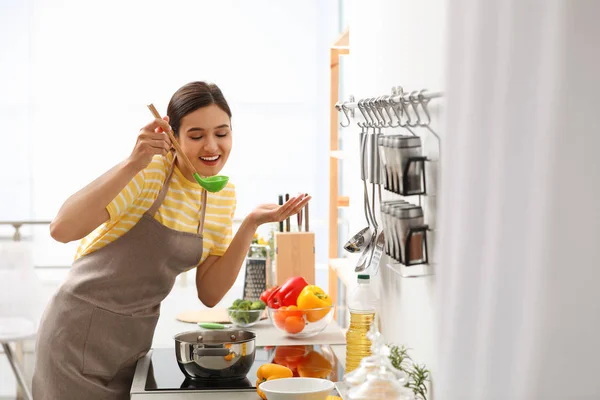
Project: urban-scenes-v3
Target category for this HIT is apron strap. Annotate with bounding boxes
[197,190,208,234]
[147,153,178,217]
[147,153,209,236]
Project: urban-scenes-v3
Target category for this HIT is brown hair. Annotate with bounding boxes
[167,81,232,137]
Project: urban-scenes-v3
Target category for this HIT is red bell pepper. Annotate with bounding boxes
[272,276,309,307]
[265,286,282,309]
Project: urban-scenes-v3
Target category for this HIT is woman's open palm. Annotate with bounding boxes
[250,194,311,227]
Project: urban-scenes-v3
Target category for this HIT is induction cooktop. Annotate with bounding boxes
[144,345,343,392]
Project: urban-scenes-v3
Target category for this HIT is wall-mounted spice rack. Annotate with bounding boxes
[336,86,442,278]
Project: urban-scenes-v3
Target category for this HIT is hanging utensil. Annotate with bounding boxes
[363,98,386,276]
[354,99,381,272]
[354,130,377,272]
[147,104,229,193]
[367,185,386,276]
[343,117,374,254]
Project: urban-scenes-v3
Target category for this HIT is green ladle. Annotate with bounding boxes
[148,104,229,193]
[192,174,229,193]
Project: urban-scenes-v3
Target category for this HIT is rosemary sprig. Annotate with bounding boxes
[406,363,430,400]
[387,344,430,400]
[388,344,412,372]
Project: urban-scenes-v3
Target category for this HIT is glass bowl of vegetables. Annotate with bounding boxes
[227,299,266,328]
[262,279,335,338]
[267,305,334,338]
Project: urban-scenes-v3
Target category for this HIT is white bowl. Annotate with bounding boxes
[259,377,335,400]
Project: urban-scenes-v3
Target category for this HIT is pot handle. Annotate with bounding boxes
[193,348,232,357]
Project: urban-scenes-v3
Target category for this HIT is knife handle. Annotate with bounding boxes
[285,193,290,232]
[304,201,309,232]
[278,195,284,232]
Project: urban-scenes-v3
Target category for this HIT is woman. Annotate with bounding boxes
[32,81,310,399]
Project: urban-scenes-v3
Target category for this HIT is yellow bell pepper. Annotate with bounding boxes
[297,285,332,322]
[256,364,293,399]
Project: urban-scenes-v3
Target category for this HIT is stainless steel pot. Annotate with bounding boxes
[174,330,256,380]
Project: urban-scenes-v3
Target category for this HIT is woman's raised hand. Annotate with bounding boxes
[128,117,172,171]
[248,194,311,227]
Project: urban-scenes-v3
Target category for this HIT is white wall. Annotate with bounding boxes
[343,0,447,376]
[0,0,338,268]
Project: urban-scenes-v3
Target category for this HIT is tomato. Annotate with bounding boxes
[275,345,309,360]
[284,315,305,334]
[274,345,310,369]
[273,305,304,330]
[273,306,288,329]
[260,286,279,304]
[283,305,303,318]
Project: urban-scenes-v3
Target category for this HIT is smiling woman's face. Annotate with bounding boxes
[177,104,232,178]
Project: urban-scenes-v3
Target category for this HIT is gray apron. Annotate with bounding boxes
[33,156,207,400]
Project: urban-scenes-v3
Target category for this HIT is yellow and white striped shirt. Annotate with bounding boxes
[75,153,236,263]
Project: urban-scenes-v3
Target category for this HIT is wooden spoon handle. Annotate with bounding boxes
[147,104,198,175]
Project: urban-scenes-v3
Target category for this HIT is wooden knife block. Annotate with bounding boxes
[274,232,315,285]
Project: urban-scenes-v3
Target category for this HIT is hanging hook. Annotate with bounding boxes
[367,97,381,129]
[403,91,419,128]
[357,99,371,128]
[388,87,403,128]
[417,89,432,126]
[341,103,352,128]
[356,99,364,129]
[374,96,389,128]
[418,89,441,144]
[381,95,397,128]
[336,102,352,128]
[364,98,376,128]
[409,91,422,126]
[394,86,417,136]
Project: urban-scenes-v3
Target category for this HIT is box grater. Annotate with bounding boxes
[243,245,271,301]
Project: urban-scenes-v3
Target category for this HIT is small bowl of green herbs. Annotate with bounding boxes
[227,299,266,327]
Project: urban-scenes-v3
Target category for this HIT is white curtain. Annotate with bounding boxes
[437,1,600,399]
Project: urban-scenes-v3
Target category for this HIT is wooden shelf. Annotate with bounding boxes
[329,27,350,311]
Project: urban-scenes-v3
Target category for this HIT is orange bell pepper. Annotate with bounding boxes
[297,285,332,322]
[298,351,333,379]
[256,363,293,399]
